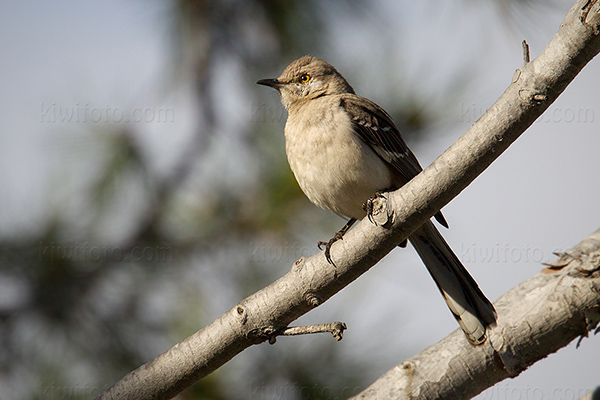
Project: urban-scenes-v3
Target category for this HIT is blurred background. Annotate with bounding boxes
[1,1,599,399]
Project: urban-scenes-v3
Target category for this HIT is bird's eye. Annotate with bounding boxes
[300,73,310,83]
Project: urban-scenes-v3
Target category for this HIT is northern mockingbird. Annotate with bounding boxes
[257,55,496,345]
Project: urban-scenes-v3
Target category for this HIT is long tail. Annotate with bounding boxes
[408,221,497,345]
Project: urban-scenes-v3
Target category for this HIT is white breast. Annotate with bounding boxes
[284,97,392,220]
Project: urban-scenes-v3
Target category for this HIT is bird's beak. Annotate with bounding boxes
[256,78,283,89]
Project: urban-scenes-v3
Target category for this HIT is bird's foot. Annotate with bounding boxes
[363,191,386,224]
[317,232,344,266]
[318,218,357,266]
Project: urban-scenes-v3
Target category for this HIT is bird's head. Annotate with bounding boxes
[257,55,355,111]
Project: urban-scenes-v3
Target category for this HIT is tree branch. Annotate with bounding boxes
[276,322,347,342]
[522,40,530,63]
[97,1,600,399]
[351,227,600,400]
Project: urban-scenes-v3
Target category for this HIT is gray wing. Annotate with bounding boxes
[340,94,423,183]
[340,94,448,228]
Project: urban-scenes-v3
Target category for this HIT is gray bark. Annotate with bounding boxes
[351,228,600,400]
[97,1,600,399]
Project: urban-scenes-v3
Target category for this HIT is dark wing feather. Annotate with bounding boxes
[341,94,448,228]
[341,95,423,182]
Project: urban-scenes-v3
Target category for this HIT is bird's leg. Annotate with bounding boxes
[318,218,357,265]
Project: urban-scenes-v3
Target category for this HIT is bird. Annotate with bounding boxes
[257,55,496,345]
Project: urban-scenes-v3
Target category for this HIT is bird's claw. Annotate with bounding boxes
[318,234,343,266]
[318,218,357,267]
[363,192,384,224]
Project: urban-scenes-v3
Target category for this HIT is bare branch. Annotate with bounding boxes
[350,228,600,399]
[97,1,600,399]
[522,39,530,63]
[276,322,347,341]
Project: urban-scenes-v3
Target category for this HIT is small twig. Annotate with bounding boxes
[522,40,531,63]
[270,322,347,344]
